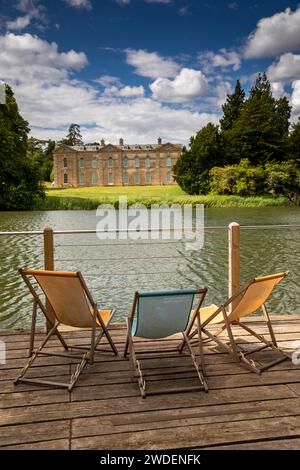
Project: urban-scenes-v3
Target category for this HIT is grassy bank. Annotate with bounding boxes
[35,185,287,209]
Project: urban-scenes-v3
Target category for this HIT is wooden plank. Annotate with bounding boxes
[71,414,300,450]
[1,439,70,450]
[0,387,294,427]
[71,397,300,438]
[202,438,300,450]
[0,388,70,409]
[0,420,69,447]
[2,362,300,396]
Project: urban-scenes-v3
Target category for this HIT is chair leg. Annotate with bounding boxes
[183,332,208,392]
[29,300,37,357]
[68,353,89,392]
[15,322,60,385]
[262,304,278,347]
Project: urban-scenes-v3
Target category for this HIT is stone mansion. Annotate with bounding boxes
[53,138,182,187]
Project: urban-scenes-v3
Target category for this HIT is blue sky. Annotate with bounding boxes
[1,0,300,144]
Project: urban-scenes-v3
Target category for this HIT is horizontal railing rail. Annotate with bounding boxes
[1,224,300,237]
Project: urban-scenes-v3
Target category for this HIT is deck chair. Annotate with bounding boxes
[124,288,208,398]
[14,269,118,391]
[180,272,290,374]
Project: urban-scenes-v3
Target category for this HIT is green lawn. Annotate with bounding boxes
[40,185,286,209]
[46,185,184,200]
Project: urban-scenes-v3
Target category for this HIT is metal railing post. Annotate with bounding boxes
[229,222,240,312]
[43,227,55,332]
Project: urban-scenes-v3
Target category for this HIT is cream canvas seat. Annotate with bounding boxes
[181,272,290,374]
[14,269,118,391]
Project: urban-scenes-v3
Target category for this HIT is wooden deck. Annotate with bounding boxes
[1,318,300,450]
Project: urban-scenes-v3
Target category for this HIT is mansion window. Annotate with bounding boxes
[123,156,128,168]
[108,172,113,184]
[166,171,172,182]
[146,171,151,184]
[80,173,85,185]
[166,156,172,167]
[123,172,129,185]
[79,158,84,168]
[64,173,68,184]
[63,158,68,168]
[134,157,140,168]
[145,157,151,168]
[108,157,113,168]
[92,158,97,169]
[134,171,140,185]
[92,172,97,185]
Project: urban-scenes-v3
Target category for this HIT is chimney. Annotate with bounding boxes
[158,137,162,145]
[119,138,124,146]
[101,138,105,146]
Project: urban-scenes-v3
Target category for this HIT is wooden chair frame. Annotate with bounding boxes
[124,288,208,398]
[180,274,290,374]
[14,269,118,392]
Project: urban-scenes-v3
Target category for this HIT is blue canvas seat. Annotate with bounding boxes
[124,288,208,398]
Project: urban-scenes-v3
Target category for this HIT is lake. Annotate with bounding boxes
[0,207,299,328]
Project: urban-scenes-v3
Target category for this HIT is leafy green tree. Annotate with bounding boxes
[225,73,290,164]
[210,159,265,196]
[220,80,245,132]
[265,161,300,204]
[289,118,300,162]
[173,123,222,194]
[0,84,44,210]
[27,138,55,182]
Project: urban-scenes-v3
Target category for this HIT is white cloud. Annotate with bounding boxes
[6,15,31,31]
[0,33,219,145]
[267,53,300,83]
[104,85,145,97]
[6,0,47,31]
[95,75,122,87]
[178,7,190,17]
[115,0,131,5]
[125,48,180,79]
[64,0,92,9]
[228,2,238,10]
[199,48,241,72]
[291,81,300,116]
[0,33,88,82]
[150,68,208,103]
[271,82,286,99]
[245,7,300,59]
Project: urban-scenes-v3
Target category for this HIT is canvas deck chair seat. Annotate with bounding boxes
[14,269,118,391]
[124,288,208,398]
[181,272,290,374]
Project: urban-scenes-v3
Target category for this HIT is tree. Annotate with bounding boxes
[173,123,222,194]
[27,138,55,182]
[225,73,289,164]
[61,123,82,146]
[0,84,44,210]
[289,118,300,163]
[220,80,245,132]
[210,159,265,196]
[265,161,300,204]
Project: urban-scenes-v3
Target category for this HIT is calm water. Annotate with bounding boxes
[0,207,299,328]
